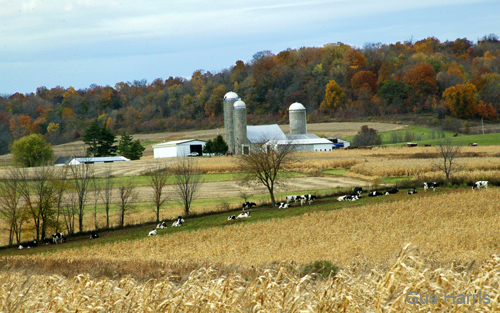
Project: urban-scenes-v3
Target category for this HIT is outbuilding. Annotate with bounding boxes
[152,139,207,158]
[55,156,130,166]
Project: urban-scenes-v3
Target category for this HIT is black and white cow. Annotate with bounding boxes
[278,202,289,209]
[299,194,316,205]
[172,216,185,227]
[52,233,66,244]
[286,195,299,204]
[148,229,157,236]
[472,181,488,190]
[337,195,358,201]
[407,188,417,195]
[368,191,383,197]
[18,239,37,249]
[384,188,399,195]
[227,215,236,220]
[44,238,53,245]
[237,212,250,219]
[242,202,256,210]
[90,231,99,239]
[353,187,363,196]
[156,221,168,229]
[423,182,439,192]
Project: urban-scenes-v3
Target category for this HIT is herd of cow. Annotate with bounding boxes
[16,180,491,247]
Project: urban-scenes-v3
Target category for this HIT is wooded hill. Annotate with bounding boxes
[1,34,500,155]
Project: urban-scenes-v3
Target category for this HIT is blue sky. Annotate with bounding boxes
[0,0,498,95]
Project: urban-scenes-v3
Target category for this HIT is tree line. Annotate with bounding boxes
[1,34,500,154]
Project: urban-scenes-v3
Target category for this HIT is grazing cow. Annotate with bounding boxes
[242,202,256,210]
[18,240,37,249]
[172,216,185,227]
[299,194,316,205]
[384,188,399,195]
[423,182,439,192]
[368,191,383,197]
[52,233,66,244]
[353,187,363,195]
[407,188,417,195]
[472,181,488,190]
[148,229,157,236]
[90,231,99,239]
[237,212,250,219]
[286,195,298,204]
[227,215,236,220]
[337,195,358,202]
[156,221,168,229]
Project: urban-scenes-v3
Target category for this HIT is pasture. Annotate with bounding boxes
[1,122,500,311]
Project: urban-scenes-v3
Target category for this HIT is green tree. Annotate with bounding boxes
[82,122,117,157]
[203,135,228,156]
[11,134,54,167]
[117,132,145,160]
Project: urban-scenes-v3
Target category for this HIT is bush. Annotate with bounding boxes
[352,125,382,146]
[299,260,338,279]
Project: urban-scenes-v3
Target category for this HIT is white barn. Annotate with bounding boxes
[152,139,207,158]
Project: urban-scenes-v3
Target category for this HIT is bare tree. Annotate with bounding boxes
[146,161,170,223]
[91,171,102,230]
[238,140,296,206]
[63,192,79,235]
[100,167,114,228]
[117,181,138,227]
[17,166,58,241]
[53,166,69,233]
[0,168,27,245]
[171,157,202,216]
[68,162,95,233]
[434,138,461,184]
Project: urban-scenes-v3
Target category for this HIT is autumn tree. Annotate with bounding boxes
[443,83,478,118]
[352,125,382,146]
[320,80,345,112]
[351,71,377,95]
[11,134,54,167]
[0,168,27,245]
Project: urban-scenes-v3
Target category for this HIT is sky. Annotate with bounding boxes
[0,0,499,95]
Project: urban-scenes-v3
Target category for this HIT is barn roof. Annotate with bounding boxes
[246,124,287,143]
[152,139,207,148]
[272,134,333,145]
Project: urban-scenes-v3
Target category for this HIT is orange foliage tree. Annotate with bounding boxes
[351,71,377,95]
[9,114,32,139]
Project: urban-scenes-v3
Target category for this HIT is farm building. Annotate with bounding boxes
[328,138,351,149]
[223,93,335,154]
[152,139,207,158]
[54,156,130,166]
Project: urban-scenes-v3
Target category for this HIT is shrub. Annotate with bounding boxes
[299,260,338,279]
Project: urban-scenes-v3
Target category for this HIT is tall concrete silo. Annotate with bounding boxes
[223,91,239,154]
[289,102,307,135]
[233,100,248,155]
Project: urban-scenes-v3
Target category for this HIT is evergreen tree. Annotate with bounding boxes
[83,122,117,157]
[203,135,228,156]
[118,132,144,160]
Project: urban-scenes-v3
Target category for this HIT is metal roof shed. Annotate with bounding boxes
[152,139,207,158]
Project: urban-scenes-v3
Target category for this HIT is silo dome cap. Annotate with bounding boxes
[233,100,246,108]
[289,102,306,111]
[224,91,239,101]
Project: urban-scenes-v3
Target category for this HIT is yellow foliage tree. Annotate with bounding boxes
[320,80,345,113]
[443,83,478,118]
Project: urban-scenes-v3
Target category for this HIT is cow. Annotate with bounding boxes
[407,188,417,195]
[242,202,256,210]
[156,221,168,229]
[337,195,358,201]
[368,191,383,197]
[423,182,439,192]
[18,240,37,249]
[172,216,185,227]
[278,202,289,209]
[237,212,250,219]
[52,233,66,244]
[299,194,316,205]
[44,238,53,245]
[90,231,99,239]
[384,188,399,195]
[286,195,298,204]
[353,187,363,196]
[472,181,488,190]
[148,229,157,236]
[227,215,236,220]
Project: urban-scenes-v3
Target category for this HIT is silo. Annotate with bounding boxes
[289,102,307,134]
[223,92,239,154]
[233,100,248,155]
